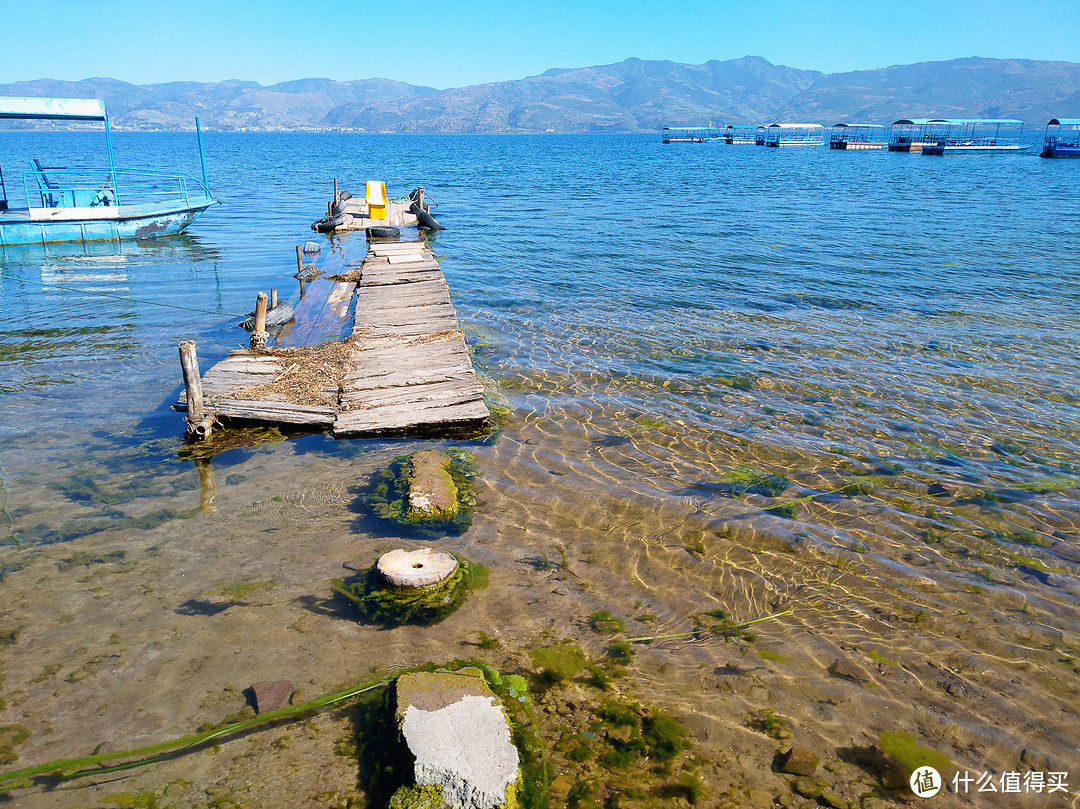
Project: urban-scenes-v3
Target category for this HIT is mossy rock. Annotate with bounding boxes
[877,730,952,788]
[389,784,448,809]
[365,448,477,537]
[332,555,488,627]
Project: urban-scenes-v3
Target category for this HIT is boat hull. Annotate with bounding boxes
[922,144,1027,155]
[0,201,214,246]
[831,142,886,150]
[1040,144,1080,158]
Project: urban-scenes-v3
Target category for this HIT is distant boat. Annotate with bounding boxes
[888,119,940,152]
[829,123,886,150]
[764,123,825,147]
[0,97,216,247]
[724,125,759,145]
[1040,118,1080,158]
[662,126,722,144]
[921,119,1028,155]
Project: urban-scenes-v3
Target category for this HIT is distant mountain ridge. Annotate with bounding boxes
[1,56,1077,132]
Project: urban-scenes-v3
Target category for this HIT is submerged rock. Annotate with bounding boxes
[378,548,458,589]
[407,451,459,521]
[365,448,477,537]
[249,680,293,714]
[778,746,820,776]
[394,668,520,809]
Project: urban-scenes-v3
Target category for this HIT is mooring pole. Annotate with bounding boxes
[270,287,278,309]
[179,340,215,441]
[295,245,303,276]
[250,292,269,350]
[333,177,338,201]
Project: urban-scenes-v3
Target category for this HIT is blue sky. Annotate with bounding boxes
[1,0,1077,88]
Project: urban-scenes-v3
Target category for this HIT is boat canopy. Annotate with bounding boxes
[767,123,824,130]
[1047,118,1080,126]
[891,119,948,126]
[0,97,108,122]
[932,118,1022,125]
[832,123,886,129]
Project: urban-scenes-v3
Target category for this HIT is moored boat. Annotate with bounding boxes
[764,123,825,147]
[0,97,216,247]
[661,126,722,144]
[921,119,1027,155]
[724,125,759,145]
[829,123,887,150]
[888,119,941,152]
[1040,118,1080,158]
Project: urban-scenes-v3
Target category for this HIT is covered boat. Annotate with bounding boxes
[888,119,941,152]
[829,123,886,150]
[1040,118,1080,158]
[0,97,216,246]
[662,126,722,143]
[921,119,1027,155]
[764,123,825,147]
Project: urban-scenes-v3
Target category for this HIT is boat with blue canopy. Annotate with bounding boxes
[1040,118,1080,158]
[661,126,722,144]
[921,119,1027,155]
[724,125,759,145]
[0,97,216,246]
[764,123,825,147]
[888,119,945,152]
[829,123,886,150]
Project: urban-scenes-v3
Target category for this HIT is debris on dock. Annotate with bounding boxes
[174,238,489,438]
[394,668,520,809]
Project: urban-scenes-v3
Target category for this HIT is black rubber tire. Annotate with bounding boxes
[368,226,400,238]
[410,201,445,230]
[311,213,348,232]
[331,200,348,216]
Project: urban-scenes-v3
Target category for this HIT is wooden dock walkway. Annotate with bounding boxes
[176,238,490,438]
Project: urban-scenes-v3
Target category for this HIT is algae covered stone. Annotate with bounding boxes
[332,554,488,627]
[393,668,520,809]
[365,448,476,536]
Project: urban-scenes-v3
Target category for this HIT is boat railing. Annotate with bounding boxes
[21,165,214,210]
[927,135,1021,147]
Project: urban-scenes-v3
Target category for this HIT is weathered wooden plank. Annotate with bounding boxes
[333,399,489,437]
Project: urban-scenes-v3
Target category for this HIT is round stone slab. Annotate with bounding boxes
[377,547,458,589]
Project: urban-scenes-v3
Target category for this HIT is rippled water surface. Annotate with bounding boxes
[1,132,1078,807]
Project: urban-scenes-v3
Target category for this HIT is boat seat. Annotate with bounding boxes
[365,180,387,220]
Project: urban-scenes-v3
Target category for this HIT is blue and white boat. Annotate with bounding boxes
[0,97,216,247]
[921,119,1028,155]
[888,119,941,152]
[662,126,722,144]
[829,123,887,150]
[724,125,759,145]
[1040,118,1080,158]
[764,123,825,147]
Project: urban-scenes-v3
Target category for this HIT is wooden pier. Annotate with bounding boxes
[175,237,491,438]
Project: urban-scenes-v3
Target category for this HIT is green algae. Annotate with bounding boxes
[364,448,477,537]
[102,793,161,809]
[206,580,276,599]
[587,611,625,636]
[0,724,30,765]
[749,708,791,741]
[176,426,286,461]
[332,556,487,627]
[711,467,790,498]
[868,649,899,668]
[530,644,587,684]
[876,730,951,788]
[388,785,448,809]
[56,550,126,571]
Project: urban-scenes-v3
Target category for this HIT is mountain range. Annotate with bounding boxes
[2,56,1077,132]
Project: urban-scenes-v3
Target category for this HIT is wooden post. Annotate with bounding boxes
[299,278,306,299]
[327,201,333,220]
[270,287,278,309]
[333,177,338,201]
[295,245,303,276]
[179,340,215,440]
[250,291,269,350]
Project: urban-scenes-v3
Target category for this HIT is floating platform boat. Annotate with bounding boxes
[724,125,760,145]
[0,97,216,247]
[1040,118,1080,158]
[764,123,825,147]
[888,119,939,152]
[661,126,722,144]
[829,123,887,150]
[921,119,1028,155]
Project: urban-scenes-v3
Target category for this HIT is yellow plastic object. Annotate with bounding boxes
[366,180,387,220]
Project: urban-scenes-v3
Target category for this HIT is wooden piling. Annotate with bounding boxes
[271,287,278,309]
[250,292,269,350]
[295,245,303,276]
[179,340,215,440]
[334,178,338,201]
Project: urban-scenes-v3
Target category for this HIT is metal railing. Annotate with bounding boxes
[21,164,214,210]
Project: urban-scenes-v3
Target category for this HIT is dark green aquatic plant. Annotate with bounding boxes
[332,555,487,627]
[364,448,477,537]
[877,730,951,788]
[710,467,790,498]
[529,644,587,684]
[587,611,625,636]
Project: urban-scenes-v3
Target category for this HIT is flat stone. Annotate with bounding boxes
[828,657,873,685]
[395,668,519,809]
[407,450,459,521]
[377,548,458,589]
[778,746,820,776]
[249,680,293,713]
